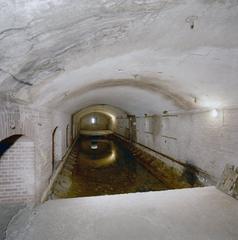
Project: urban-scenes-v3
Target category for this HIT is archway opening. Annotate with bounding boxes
[52,105,198,199]
[0,135,22,158]
[66,125,69,148]
[52,127,63,173]
[79,112,113,136]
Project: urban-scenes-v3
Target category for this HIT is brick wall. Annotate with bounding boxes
[115,117,129,138]
[0,136,35,203]
[0,101,71,203]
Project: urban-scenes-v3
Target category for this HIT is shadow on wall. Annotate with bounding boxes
[182,163,199,186]
[0,134,22,158]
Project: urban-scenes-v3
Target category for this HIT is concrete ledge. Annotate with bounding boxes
[6,187,238,240]
[40,138,78,203]
[79,130,113,136]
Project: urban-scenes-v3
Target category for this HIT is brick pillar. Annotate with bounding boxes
[0,136,35,203]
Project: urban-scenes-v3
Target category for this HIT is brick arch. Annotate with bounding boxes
[0,134,22,158]
[0,106,37,143]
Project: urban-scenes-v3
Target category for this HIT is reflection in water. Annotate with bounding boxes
[81,139,116,168]
[90,143,98,150]
[53,136,167,198]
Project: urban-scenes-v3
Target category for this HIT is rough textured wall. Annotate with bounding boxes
[80,113,111,131]
[115,109,238,182]
[0,102,71,202]
[0,136,35,203]
[115,117,129,138]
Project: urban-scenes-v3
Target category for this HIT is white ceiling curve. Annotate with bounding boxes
[0,0,238,114]
[73,104,128,120]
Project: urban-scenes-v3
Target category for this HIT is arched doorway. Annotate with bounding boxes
[52,127,58,172]
[52,127,62,173]
[80,112,112,131]
[0,134,22,158]
[66,124,69,148]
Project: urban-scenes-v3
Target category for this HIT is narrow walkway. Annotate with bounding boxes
[79,130,113,136]
[6,187,238,240]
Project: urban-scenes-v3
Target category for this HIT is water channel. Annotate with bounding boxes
[52,136,169,198]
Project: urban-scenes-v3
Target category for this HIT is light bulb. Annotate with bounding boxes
[211,109,218,118]
[91,117,96,124]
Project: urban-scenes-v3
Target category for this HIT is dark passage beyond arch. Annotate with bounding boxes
[0,134,22,158]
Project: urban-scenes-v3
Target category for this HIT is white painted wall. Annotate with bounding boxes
[115,109,238,182]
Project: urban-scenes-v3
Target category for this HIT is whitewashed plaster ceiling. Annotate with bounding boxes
[73,105,127,119]
[0,0,238,115]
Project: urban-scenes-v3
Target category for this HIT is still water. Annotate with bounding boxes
[52,136,168,198]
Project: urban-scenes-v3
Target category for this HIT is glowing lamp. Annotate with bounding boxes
[91,117,96,124]
[211,109,218,118]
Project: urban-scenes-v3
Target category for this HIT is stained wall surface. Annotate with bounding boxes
[114,109,238,182]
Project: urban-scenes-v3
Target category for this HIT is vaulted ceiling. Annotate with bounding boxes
[1,0,238,115]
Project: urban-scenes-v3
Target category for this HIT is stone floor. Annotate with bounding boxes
[6,187,238,240]
[79,130,113,136]
[0,204,25,240]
